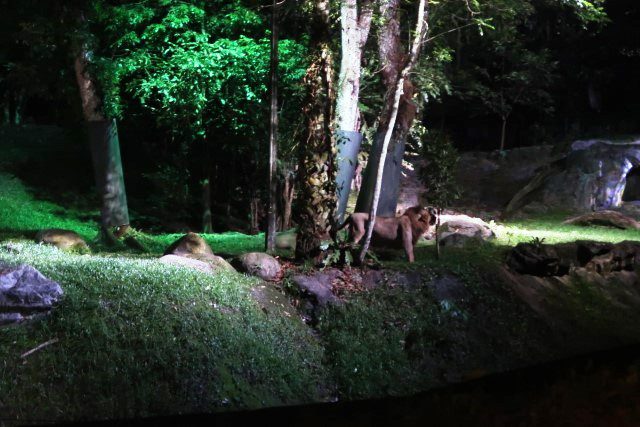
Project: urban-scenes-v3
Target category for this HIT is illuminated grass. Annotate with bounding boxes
[0,243,326,422]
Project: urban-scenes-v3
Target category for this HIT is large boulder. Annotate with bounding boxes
[35,229,89,252]
[563,210,640,229]
[163,232,213,256]
[184,253,236,273]
[158,255,215,274]
[437,215,495,248]
[234,252,282,281]
[0,264,64,326]
[507,138,640,214]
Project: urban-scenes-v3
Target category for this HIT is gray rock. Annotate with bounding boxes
[291,271,341,308]
[184,253,236,273]
[437,216,495,247]
[507,137,640,214]
[158,255,214,274]
[235,252,282,281]
[0,264,64,326]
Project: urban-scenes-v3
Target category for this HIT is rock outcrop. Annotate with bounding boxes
[506,138,640,214]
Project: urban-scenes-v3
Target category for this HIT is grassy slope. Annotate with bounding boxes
[0,173,326,422]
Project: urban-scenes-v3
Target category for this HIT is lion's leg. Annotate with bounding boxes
[351,220,366,245]
[400,218,415,262]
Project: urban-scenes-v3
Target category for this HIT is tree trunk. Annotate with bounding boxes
[335,0,373,222]
[250,196,260,235]
[266,0,279,253]
[74,50,130,232]
[295,0,336,260]
[359,0,428,264]
[202,177,212,233]
[281,167,295,230]
[355,0,421,216]
[499,114,508,151]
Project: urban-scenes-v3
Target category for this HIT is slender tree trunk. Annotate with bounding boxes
[202,179,212,233]
[74,50,130,234]
[435,207,441,259]
[335,0,373,222]
[266,0,279,253]
[281,168,295,230]
[355,0,421,216]
[295,0,336,260]
[499,114,508,151]
[359,0,428,264]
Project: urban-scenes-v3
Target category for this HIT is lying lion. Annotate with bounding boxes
[339,206,437,262]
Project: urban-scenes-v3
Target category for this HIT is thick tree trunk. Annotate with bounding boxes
[295,0,336,260]
[74,50,130,231]
[358,0,428,264]
[335,0,373,222]
[266,0,279,253]
[355,0,420,216]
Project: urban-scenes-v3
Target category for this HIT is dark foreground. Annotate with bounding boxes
[42,343,640,427]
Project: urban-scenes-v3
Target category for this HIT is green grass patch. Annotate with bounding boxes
[0,173,98,241]
[0,243,327,422]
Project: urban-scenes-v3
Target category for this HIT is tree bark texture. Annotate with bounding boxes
[266,0,279,253]
[74,51,130,229]
[335,0,373,222]
[355,0,421,216]
[295,0,336,260]
[358,0,428,264]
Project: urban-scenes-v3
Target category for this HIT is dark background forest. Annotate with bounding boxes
[1,0,638,233]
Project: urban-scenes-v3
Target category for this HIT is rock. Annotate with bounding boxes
[158,255,215,274]
[506,240,640,277]
[437,216,495,247]
[235,252,282,281]
[163,232,213,256]
[291,270,341,308]
[184,253,236,273]
[563,210,640,230]
[0,264,64,326]
[275,231,297,250]
[35,229,89,252]
[506,137,640,214]
[506,243,573,276]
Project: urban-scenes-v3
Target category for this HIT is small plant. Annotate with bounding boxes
[529,236,546,249]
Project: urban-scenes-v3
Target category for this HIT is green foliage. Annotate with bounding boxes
[93,0,307,141]
[420,131,460,209]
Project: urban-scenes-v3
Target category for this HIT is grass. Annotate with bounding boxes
[0,171,326,422]
[0,243,327,422]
